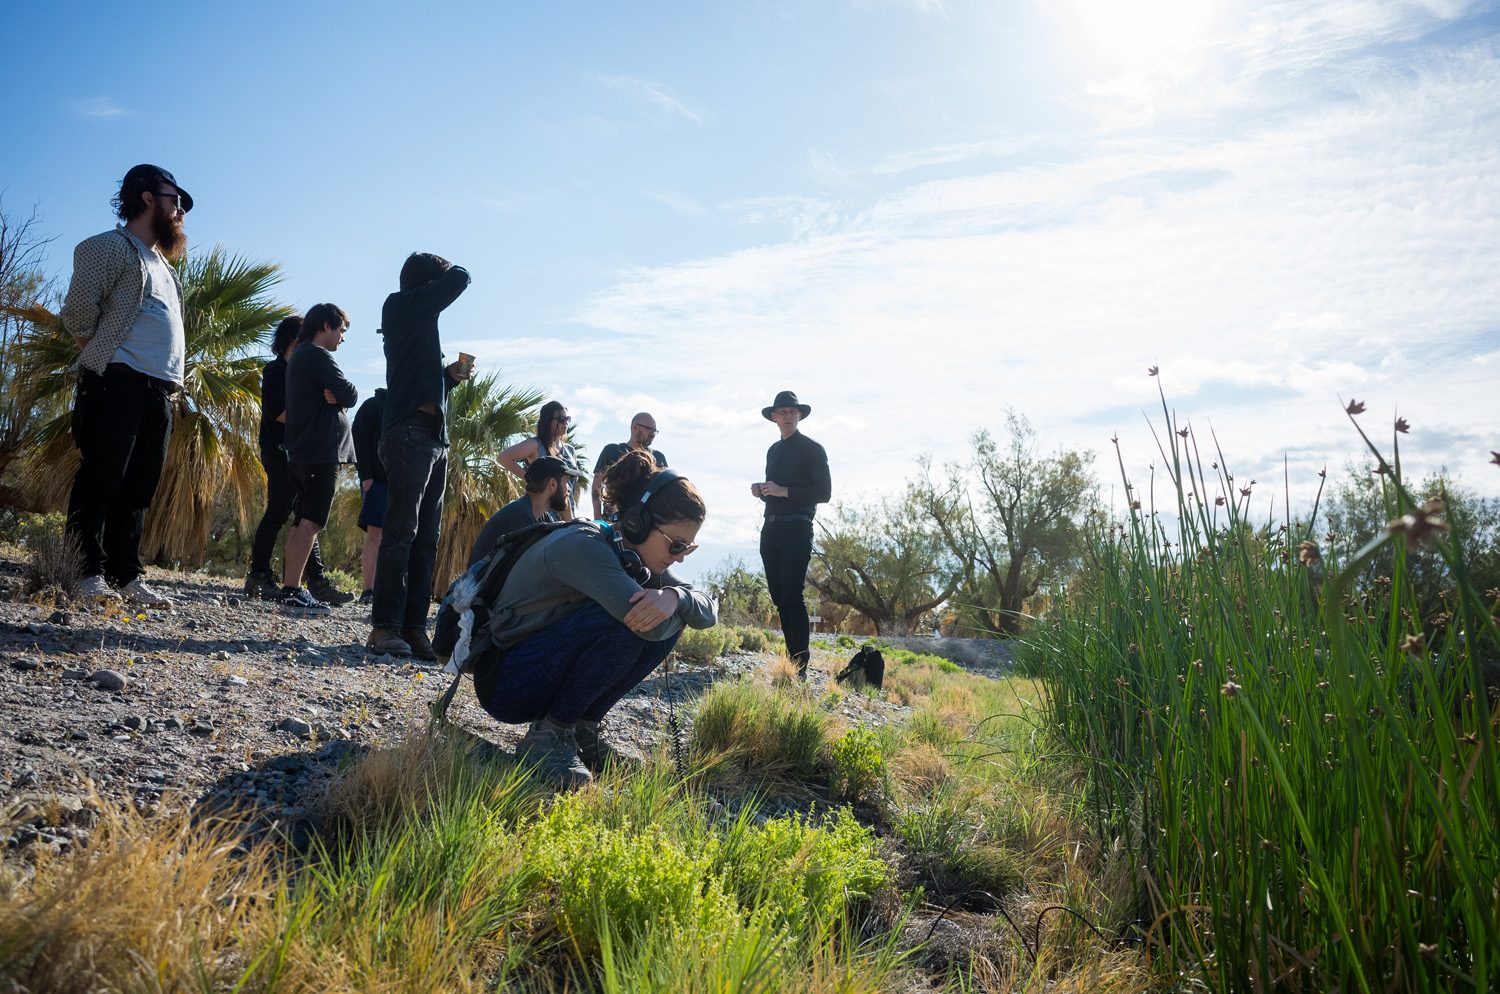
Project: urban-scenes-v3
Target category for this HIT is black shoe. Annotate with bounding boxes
[243,570,280,600]
[281,586,331,615]
[307,577,354,607]
[358,589,374,606]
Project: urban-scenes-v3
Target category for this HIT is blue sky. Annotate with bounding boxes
[4,0,1498,579]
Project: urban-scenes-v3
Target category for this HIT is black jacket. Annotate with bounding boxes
[760,431,831,519]
[285,343,358,465]
[258,355,288,450]
[352,389,387,482]
[380,265,470,445]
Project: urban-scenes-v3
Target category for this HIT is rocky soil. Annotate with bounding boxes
[0,555,919,857]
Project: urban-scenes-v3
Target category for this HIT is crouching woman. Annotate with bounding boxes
[475,449,714,786]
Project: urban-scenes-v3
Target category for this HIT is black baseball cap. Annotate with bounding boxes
[122,164,193,212]
[524,456,569,486]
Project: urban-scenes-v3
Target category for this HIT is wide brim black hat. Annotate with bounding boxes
[761,389,811,421]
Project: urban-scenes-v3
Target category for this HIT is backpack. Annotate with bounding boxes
[834,644,885,690]
[429,518,588,722]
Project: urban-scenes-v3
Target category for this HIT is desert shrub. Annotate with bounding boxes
[836,634,856,649]
[675,625,737,663]
[828,725,887,804]
[18,512,82,594]
[691,679,829,780]
[735,626,769,652]
[718,808,888,936]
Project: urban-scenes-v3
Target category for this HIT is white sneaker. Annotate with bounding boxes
[120,577,173,609]
[75,575,121,603]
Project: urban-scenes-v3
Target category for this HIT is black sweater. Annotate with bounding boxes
[285,343,358,465]
[380,265,471,445]
[352,389,387,482]
[760,431,831,519]
[258,355,288,450]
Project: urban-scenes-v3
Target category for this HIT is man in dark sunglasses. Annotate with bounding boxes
[57,164,194,610]
[590,411,668,519]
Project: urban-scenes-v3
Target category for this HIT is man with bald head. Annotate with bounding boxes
[591,412,667,519]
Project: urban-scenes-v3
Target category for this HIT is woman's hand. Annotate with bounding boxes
[622,588,680,632]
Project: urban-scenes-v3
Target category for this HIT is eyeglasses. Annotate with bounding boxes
[632,422,658,435]
[654,526,698,557]
[154,191,185,213]
[553,415,572,426]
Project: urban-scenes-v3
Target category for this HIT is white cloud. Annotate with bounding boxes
[647,190,708,216]
[68,96,129,119]
[598,74,703,124]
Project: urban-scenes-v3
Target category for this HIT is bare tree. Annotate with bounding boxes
[0,197,56,509]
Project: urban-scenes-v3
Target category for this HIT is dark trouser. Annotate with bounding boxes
[760,518,814,673]
[66,364,174,586]
[249,444,324,580]
[475,601,680,725]
[373,414,447,630]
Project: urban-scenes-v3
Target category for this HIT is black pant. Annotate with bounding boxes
[373,413,447,629]
[67,364,174,585]
[249,443,324,580]
[760,518,814,672]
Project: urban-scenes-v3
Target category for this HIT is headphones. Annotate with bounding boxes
[601,523,653,584]
[616,469,684,545]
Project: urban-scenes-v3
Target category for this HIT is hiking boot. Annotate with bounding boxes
[280,586,331,615]
[242,569,280,600]
[516,721,592,789]
[308,576,355,607]
[357,589,374,607]
[573,720,632,773]
[366,626,412,657]
[400,627,437,662]
[75,575,121,604]
[121,577,173,609]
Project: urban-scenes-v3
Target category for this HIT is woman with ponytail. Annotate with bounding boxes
[474,449,715,786]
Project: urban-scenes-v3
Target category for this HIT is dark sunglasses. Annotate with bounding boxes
[654,525,698,557]
[632,422,658,435]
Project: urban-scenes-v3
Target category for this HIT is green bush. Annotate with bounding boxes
[691,679,829,780]
[18,512,82,594]
[674,625,737,663]
[828,726,887,804]
[735,626,769,652]
[835,634,856,649]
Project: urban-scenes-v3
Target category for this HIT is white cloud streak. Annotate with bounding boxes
[598,74,703,124]
[68,96,129,119]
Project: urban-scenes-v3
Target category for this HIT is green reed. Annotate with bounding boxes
[1024,385,1499,992]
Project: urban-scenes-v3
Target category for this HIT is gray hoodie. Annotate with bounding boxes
[484,520,715,648]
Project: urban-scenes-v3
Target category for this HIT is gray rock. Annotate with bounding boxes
[162,717,184,731]
[61,668,90,681]
[67,728,90,741]
[89,669,128,691]
[121,715,146,731]
[9,656,41,672]
[184,618,198,630]
[213,650,230,661]
[190,718,215,736]
[47,610,73,625]
[223,674,248,687]
[227,596,242,607]
[276,717,314,738]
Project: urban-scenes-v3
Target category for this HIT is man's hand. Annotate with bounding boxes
[323,388,338,405]
[445,360,474,382]
[761,481,789,499]
[361,479,373,493]
[750,483,764,498]
[622,588,680,632]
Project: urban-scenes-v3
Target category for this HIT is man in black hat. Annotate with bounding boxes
[58,164,194,609]
[466,456,571,567]
[751,390,831,678]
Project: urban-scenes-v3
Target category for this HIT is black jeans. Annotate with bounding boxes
[760,518,814,671]
[249,444,324,580]
[66,364,173,585]
[373,414,447,629]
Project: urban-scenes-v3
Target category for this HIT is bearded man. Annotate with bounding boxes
[58,164,194,609]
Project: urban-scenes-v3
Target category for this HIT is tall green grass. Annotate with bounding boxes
[1024,387,1500,992]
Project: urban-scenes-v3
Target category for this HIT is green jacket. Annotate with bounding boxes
[59,227,184,375]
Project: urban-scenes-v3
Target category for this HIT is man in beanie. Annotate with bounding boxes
[751,390,831,678]
[59,164,194,609]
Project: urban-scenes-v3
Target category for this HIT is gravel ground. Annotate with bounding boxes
[0,556,917,857]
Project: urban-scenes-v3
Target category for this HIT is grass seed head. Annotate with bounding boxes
[1297,541,1321,565]
[1346,399,1366,415]
[1221,681,1241,698]
[1399,633,1425,656]
[1394,417,1410,433]
[1386,497,1448,551]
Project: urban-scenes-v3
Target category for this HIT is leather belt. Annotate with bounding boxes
[764,514,813,523]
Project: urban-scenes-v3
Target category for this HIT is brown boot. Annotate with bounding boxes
[401,627,436,661]
[366,626,412,657]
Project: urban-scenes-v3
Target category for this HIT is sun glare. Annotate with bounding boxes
[1050,0,1226,69]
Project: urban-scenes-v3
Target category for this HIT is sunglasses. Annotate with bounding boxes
[632,422,658,435]
[654,525,698,557]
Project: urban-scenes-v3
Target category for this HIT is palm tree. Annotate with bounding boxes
[433,372,544,594]
[4,246,293,566]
